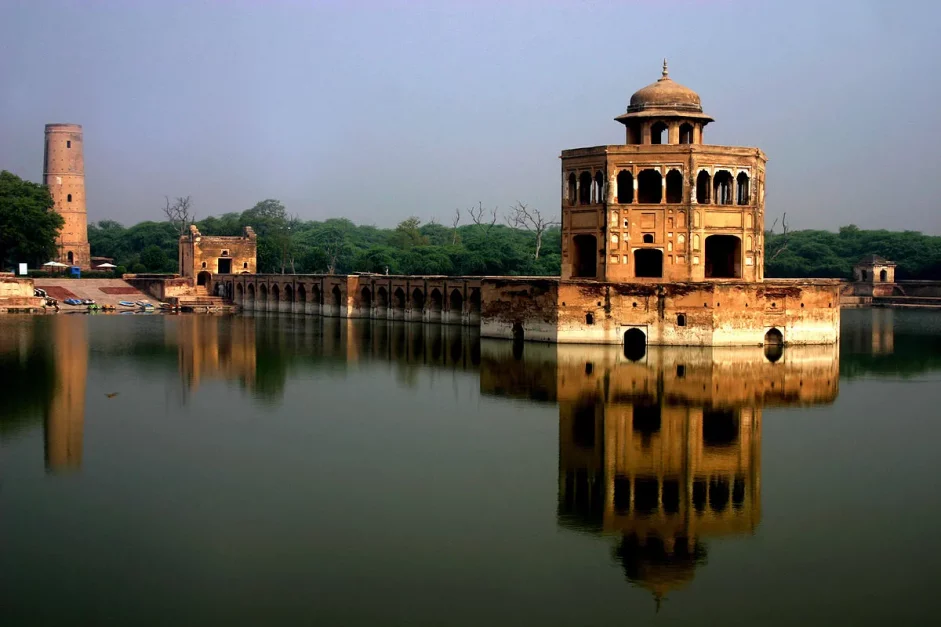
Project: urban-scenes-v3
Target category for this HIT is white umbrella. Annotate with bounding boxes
[96,262,117,268]
[42,261,68,267]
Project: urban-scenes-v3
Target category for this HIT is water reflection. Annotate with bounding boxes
[482,342,840,603]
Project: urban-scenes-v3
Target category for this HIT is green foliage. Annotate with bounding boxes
[0,170,64,268]
[130,262,147,273]
[84,196,941,280]
[766,225,941,280]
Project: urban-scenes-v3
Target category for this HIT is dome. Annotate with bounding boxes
[616,61,712,122]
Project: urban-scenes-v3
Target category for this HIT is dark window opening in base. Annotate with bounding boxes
[634,477,659,515]
[613,475,631,514]
[633,403,661,449]
[217,258,232,274]
[586,312,594,325]
[703,410,739,447]
[623,328,647,361]
[662,479,680,514]
[677,313,686,326]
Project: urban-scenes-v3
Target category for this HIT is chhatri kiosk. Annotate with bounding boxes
[480,62,840,346]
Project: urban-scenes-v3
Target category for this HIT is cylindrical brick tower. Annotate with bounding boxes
[44,123,90,269]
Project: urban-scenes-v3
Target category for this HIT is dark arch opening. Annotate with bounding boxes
[67,251,75,265]
[512,322,524,343]
[312,285,322,306]
[572,234,598,278]
[677,313,686,327]
[586,312,594,325]
[469,288,481,314]
[332,285,342,309]
[449,288,463,312]
[271,284,280,303]
[297,284,307,303]
[714,170,733,205]
[377,286,389,308]
[623,328,647,361]
[578,172,592,205]
[679,123,693,144]
[642,233,654,244]
[259,283,268,302]
[567,173,577,206]
[393,287,406,310]
[704,235,742,278]
[634,249,663,278]
[764,328,784,362]
[283,284,293,302]
[594,171,605,204]
[236,283,244,300]
[429,288,443,312]
[666,170,683,204]
[736,171,750,205]
[197,271,211,287]
[67,194,72,202]
[247,284,255,301]
[650,121,668,145]
[696,170,711,204]
[616,171,634,204]
[879,269,888,282]
[361,286,372,308]
[637,169,662,204]
[411,288,425,311]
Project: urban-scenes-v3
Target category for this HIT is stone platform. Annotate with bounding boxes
[33,278,153,307]
[479,278,842,346]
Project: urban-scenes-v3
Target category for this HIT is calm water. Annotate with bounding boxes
[2,309,941,626]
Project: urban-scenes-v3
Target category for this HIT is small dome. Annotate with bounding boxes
[627,61,703,114]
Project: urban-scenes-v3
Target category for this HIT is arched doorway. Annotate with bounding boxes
[247,283,255,306]
[259,284,268,307]
[429,288,443,317]
[623,328,647,361]
[705,235,742,278]
[297,284,307,313]
[332,285,342,315]
[393,287,406,318]
[637,169,662,204]
[449,288,463,323]
[271,284,280,312]
[634,249,663,278]
[235,283,243,304]
[283,284,293,313]
[666,170,683,203]
[879,269,888,282]
[377,286,389,310]
[67,251,74,265]
[361,286,372,314]
[572,234,597,278]
[197,271,211,287]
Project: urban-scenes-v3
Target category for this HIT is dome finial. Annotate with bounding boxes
[662,58,669,78]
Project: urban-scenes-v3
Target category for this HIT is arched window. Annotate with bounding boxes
[283,284,293,302]
[666,169,683,204]
[880,269,888,282]
[634,249,663,278]
[572,234,597,278]
[429,289,443,312]
[736,172,750,205]
[67,251,74,265]
[297,284,307,303]
[259,283,268,302]
[376,286,388,308]
[679,123,693,144]
[312,285,322,305]
[393,287,406,310]
[332,285,342,309]
[578,172,592,205]
[361,286,372,308]
[642,234,654,244]
[469,288,481,313]
[594,171,605,204]
[677,313,686,327]
[696,171,711,204]
[705,235,742,278]
[567,173,577,206]
[67,194,72,202]
[271,284,280,302]
[637,169,662,204]
[651,121,668,145]
[713,170,734,205]
[616,170,633,204]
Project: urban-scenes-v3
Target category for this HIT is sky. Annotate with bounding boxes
[1,0,940,233]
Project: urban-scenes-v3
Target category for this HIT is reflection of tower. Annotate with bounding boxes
[870,308,894,355]
[45,316,87,472]
[44,124,91,269]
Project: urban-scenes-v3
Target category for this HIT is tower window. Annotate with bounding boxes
[221,250,229,256]
[67,140,71,148]
[67,194,72,202]
[243,262,248,269]
[643,233,654,244]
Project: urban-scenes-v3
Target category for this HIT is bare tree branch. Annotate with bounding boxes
[506,201,559,260]
[451,208,461,245]
[767,212,789,262]
[163,195,194,237]
[467,201,498,235]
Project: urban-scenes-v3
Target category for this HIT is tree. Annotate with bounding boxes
[392,217,428,249]
[163,195,194,237]
[467,201,499,235]
[140,245,169,272]
[506,201,559,260]
[766,212,789,262]
[0,170,64,268]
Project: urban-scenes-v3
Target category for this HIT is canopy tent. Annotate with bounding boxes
[42,261,68,267]
[95,262,117,268]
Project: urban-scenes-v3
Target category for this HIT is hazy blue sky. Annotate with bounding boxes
[2,0,939,233]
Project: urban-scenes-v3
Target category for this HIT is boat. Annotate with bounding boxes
[118,301,136,307]
[63,298,83,306]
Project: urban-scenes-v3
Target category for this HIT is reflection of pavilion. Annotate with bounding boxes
[172,316,257,393]
[481,342,839,603]
[45,316,88,473]
[843,308,894,355]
